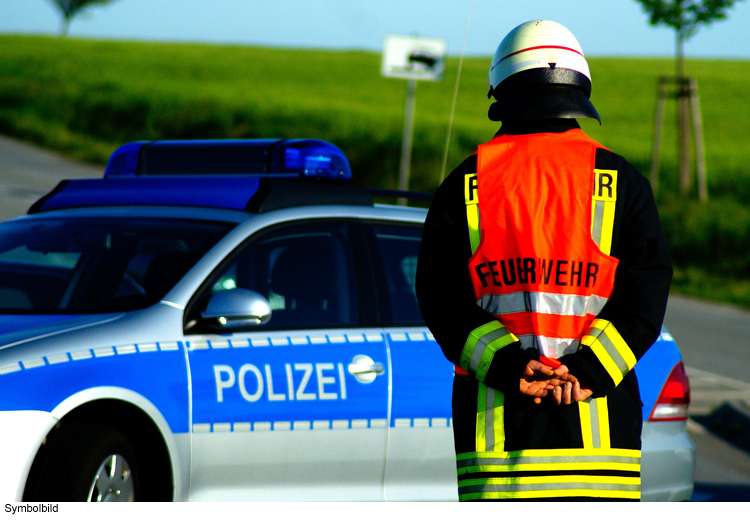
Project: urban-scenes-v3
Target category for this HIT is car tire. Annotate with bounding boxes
[25,423,141,502]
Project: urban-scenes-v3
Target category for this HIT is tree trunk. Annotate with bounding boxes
[59,17,70,38]
[676,27,684,79]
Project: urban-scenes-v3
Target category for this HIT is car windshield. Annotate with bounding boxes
[0,216,234,314]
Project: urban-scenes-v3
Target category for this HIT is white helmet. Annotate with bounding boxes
[487,20,600,123]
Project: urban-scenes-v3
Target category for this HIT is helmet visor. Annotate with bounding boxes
[488,85,601,124]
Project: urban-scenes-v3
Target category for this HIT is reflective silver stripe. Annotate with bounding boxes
[484,387,496,451]
[478,292,608,317]
[459,481,640,494]
[518,335,580,357]
[477,385,506,453]
[457,454,640,468]
[587,326,631,377]
[592,199,605,247]
[468,326,513,374]
[589,399,601,448]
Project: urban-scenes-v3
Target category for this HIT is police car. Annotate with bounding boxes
[0,139,694,501]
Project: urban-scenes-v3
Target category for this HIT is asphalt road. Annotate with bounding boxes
[0,135,102,221]
[664,296,750,500]
[2,135,750,500]
[665,295,750,384]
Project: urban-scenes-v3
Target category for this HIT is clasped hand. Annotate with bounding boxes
[520,360,593,405]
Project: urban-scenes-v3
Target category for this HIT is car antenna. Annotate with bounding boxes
[439,0,474,184]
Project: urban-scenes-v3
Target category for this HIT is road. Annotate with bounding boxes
[0,135,102,221]
[664,296,750,500]
[2,135,750,500]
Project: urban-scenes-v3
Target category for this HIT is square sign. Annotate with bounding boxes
[381,34,447,82]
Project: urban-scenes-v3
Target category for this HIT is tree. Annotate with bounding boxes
[47,0,120,37]
[636,1,744,199]
[635,0,745,77]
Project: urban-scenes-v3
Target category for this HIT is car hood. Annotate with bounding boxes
[0,314,125,350]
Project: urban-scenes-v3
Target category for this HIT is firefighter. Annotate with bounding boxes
[415,20,672,501]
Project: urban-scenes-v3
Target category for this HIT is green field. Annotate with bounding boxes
[1,35,750,305]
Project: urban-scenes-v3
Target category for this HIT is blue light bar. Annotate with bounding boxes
[270,140,351,179]
[33,178,261,213]
[30,138,360,215]
[103,138,352,180]
[104,141,149,177]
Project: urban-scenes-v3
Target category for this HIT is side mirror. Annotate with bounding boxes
[200,289,272,332]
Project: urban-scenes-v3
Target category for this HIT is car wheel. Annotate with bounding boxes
[85,450,136,502]
[25,423,141,502]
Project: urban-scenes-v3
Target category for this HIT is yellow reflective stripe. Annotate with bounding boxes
[458,474,640,499]
[492,390,505,452]
[467,204,480,254]
[476,333,517,381]
[461,321,501,371]
[456,448,641,474]
[458,475,641,488]
[599,201,616,255]
[460,321,518,383]
[476,384,487,452]
[597,398,611,449]
[579,400,594,449]
[604,324,637,367]
[591,170,617,255]
[459,475,640,487]
[581,319,637,386]
[476,384,506,452]
[588,340,623,385]
[457,461,640,474]
[460,489,640,501]
[458,447,640,459]
[592,199,616,255]
[579,397,611,449]
[464,173,481,254]
[591,200,603,247]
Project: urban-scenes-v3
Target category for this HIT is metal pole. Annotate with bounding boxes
[398,78,417,206]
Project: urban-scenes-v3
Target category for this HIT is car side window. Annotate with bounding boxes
[207,222,360,330]
[372,224,424,326]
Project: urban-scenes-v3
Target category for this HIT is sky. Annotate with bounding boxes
[3,0,750,59]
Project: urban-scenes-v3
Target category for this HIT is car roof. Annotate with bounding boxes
[11,202,428,225]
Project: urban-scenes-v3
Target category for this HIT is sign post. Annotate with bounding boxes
[382,35,446,203]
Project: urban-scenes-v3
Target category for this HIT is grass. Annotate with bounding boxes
[671,267,750,308]
[1,35,749,307]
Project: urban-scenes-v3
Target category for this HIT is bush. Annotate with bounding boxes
[659,196,750,277]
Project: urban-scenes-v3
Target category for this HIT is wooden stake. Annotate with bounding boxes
[679,78,692,195]
[690,78,708,202]
[650,79,666,195]
[649,76,707,201]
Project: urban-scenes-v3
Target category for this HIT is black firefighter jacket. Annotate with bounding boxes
[415,119,673,501]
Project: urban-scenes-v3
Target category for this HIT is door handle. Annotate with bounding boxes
[347,363,384,375]
[348,355,385,384]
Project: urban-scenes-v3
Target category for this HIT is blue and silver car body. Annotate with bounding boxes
[0,139,694,501]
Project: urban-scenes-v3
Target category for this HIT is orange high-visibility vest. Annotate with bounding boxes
[467,129,619,358]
